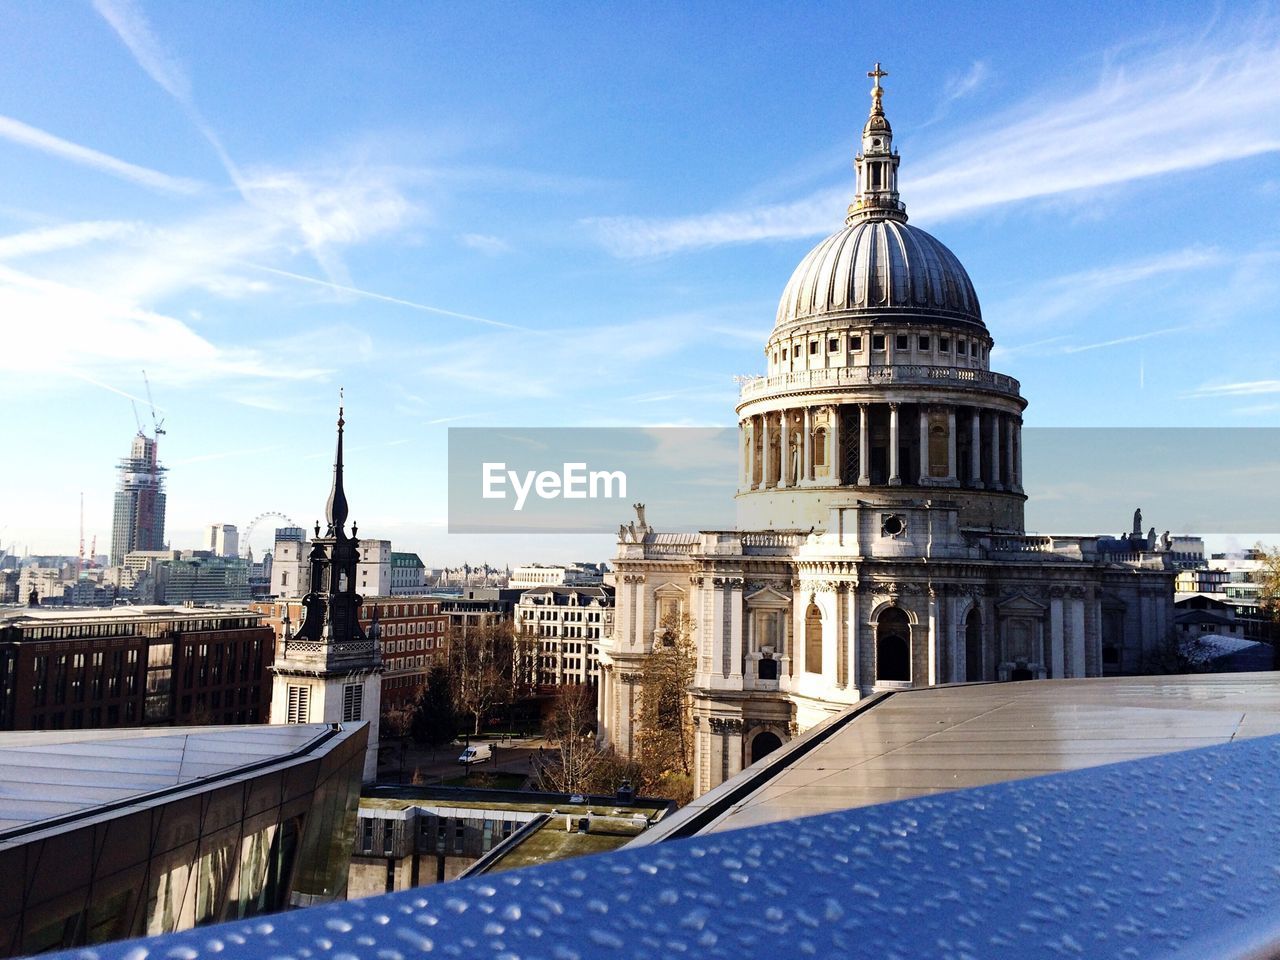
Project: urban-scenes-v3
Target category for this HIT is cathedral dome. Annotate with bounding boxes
[773,62,982,335]
[774,218,983,331]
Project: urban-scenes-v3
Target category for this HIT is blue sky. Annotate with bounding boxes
[2,1,1278,564]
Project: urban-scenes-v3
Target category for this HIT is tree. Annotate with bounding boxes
[634,613,697,804]
[535,684,602,794]
[1254,542,1280,665]
[411,664,459,747]
[447,619,516,736]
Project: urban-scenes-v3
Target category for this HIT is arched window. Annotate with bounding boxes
[813,427,827,467]
[804,602,823,674]
[750,731,782,764]
[876,607,911,682]
[964,609,983,682]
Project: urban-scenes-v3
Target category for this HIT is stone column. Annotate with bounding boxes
[829,404,842,485]
[1014,418,1024,493]
[778,409,790,488]
[1050,593,1065,679]
[922,407,934,484]
[746,417,757,489]
[730,579,744,681]
[946,406,957,483]
[927,587,940,686]
[802,406,813,484]
[740,420,749,489]
[888,402,901,485]
[846,587,860,693]
[989,413,1001,490]
[858,404,871,485]
[970,409,983,489]
[761,414,773,488]
[1003,415,1015,491]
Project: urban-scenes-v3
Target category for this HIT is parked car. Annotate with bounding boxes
[457,744,493,764]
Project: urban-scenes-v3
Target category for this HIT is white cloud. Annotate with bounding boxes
[587,22,1280,256]
[0,115,203,194]
[0,220,140,259]
[0,263,329,385]
[942,60,990,103]
[1188,380,1280,398]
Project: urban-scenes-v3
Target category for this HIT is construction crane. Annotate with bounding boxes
[77,492,85,579]
[141,369,166,437]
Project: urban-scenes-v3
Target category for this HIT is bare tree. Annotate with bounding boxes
[1254,543,1280,664]
[447,619,515,736]
[536,684,602,794]
[635,613,697,804]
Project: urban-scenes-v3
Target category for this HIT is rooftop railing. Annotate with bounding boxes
[56,733,1280,960]
[739,363,1022,402]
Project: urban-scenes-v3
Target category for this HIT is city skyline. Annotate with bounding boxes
[3,2,1280,563]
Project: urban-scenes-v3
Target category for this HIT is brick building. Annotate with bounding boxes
[0,606,273,731]
[253,597,448,709]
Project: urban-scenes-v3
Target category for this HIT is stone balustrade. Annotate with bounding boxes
[739,364,1021,403]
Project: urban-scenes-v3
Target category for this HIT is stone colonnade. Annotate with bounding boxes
[740,402,1022,492]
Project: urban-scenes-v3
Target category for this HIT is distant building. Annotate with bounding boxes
[0,606,274,730]
[349,784,672,896]
[358,539,392,597]
[256,596,448,710]
[206,522,240,558]
[1175,568,1230,594]
[1174,594,1244,637]
[0,722,366,955]
[16,567,64,605]
[515,586,614,688]
[390,552,427,595]
[162,554,252,604]
[268,404,382,781]
[109,433,167,566]
[271,526,308,598]
[509,562,606,589]
[438,587,522,629]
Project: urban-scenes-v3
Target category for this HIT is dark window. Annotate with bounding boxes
[895,334,909,350]
[829,338,839,352]
[940,336,950,352]
[876,608,912,682]
[850,335,862,351]
[751,731,783,764]
[965,610,983,682]
[809,341,818,355]
[971,341,979,357]
[782,348,788,360]
[918,335,930,351]
[872,334,885,351]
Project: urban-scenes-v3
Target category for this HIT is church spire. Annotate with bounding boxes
[847,62,907,225]
[325,389,349,537]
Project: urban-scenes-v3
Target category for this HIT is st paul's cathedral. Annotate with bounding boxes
[596,67,1179,798]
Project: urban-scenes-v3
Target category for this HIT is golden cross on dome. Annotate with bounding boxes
[868,61,888,115]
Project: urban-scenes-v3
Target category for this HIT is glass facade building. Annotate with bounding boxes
[0,722,366,956]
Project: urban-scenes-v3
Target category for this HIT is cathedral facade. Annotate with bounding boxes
[596,68,1177,798]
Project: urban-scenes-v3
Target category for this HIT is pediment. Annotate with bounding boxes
[746,586,791,609]
[995,593,1047,615]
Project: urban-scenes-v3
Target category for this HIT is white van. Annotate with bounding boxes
[457,744,492,764]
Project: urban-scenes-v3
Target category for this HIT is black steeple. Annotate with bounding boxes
[325,392,350,537]
[294,393,367,647]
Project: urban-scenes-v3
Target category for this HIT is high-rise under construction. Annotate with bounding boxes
[109,434,167,566]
